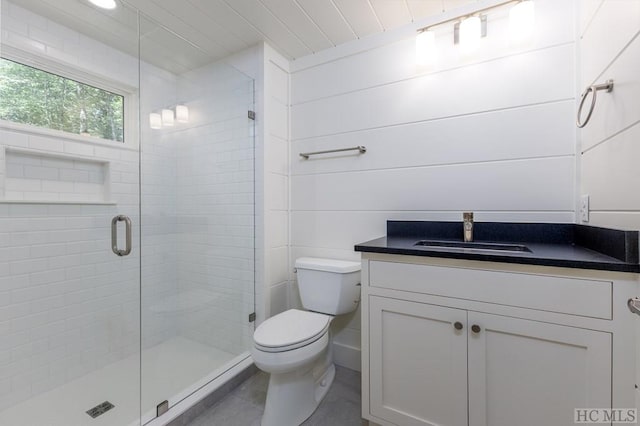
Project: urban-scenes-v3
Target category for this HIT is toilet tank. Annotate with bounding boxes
[295,257,361,315]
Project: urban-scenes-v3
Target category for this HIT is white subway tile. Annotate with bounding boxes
[28,136,63,152]
[23,166,59,181]
[63,142,94,157]
[0,131,29,148]
[28,25,63,49]
[58,169,89,183]
[5,31,46,54]
[5,178,42,192]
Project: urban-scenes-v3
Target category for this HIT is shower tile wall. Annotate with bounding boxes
[141,59,255,355]
[0,140,139,412]
[0,1,159,411]
[140,62,181,349]
[0,1,255,413]
[173,62,255,356]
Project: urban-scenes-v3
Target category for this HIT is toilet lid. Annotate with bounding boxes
[254,309,331,350]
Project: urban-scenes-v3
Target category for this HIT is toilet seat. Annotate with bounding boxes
[254,309,331,353]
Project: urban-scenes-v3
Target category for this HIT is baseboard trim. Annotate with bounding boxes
[333,341,361,372]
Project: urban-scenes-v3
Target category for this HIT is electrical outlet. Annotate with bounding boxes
[580,194,590,223]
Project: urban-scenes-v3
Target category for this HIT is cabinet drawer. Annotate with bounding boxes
[369,261,612,319]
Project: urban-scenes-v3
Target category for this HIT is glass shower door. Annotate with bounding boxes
[139,15,256,423]
[0,1,141,425]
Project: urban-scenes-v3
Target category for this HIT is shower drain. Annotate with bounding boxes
[86,401,115,418]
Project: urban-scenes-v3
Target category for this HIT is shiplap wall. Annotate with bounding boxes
[289,0,577,370]
[579,0,640,230]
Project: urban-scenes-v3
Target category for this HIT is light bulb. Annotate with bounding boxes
[509,0,535,45]
[459,16,482,52]
[176,105,189,123]
[88,0,117,10]
[161,109,174,127]
[416,30,436,68]
[149,113,162,129]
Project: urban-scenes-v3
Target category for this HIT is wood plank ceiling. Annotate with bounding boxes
[7,0,477,73]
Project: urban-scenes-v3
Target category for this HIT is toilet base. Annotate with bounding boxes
[261,362,336,426]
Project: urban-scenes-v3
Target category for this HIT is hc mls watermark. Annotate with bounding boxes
[575,409,637,423]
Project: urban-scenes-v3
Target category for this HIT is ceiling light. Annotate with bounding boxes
[509,0,535,44]
[88,0,117,10]
[161,109,175,127]
[415,29,436,68]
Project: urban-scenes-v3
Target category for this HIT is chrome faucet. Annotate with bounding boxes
[463,212,474,242]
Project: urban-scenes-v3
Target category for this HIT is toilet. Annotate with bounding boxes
[251,257,361,426]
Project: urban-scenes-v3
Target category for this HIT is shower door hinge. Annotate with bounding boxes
[157,400,169,417]
[248,110,256,120]
[249,312,256,323]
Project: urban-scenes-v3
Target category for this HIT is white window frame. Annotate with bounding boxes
[0,45,139,149]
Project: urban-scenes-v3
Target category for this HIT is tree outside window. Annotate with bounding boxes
[0,57,125,142]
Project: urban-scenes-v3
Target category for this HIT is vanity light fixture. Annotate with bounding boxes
[161,109,175,127]
[457,15,484,51]
[149,113,162,130]
[87,0,117,10]
[415,29,436,68]
[415,0,535,63]
[509,0,535,44]
[176,105,189,123]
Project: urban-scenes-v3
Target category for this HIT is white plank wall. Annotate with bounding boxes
[579,0,640,229]
[289,0,577,370]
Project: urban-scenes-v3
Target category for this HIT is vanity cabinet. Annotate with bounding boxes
[466,311,610,426]
[361,254,639,426]
[369,297,468,426]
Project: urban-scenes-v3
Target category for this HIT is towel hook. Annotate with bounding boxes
[576,79,614,128]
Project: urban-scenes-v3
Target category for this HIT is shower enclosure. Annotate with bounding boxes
[0,2,255,425]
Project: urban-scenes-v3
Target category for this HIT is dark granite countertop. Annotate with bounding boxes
[354,221,640,273]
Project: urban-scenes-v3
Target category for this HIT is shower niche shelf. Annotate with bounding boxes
[1,147,113,205]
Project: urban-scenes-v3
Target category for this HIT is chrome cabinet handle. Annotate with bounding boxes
[454,321,464,331]
[471,324,481,334]
[628,298,640,316]
[111,215,132,256]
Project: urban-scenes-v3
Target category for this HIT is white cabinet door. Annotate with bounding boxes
[369,296,468,426]
[468,312,611,426]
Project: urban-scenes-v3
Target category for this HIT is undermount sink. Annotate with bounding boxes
[413,240,532,253]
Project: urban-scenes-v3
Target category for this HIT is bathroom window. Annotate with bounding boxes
[0,57,125,142]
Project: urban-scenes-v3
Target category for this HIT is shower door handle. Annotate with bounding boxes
[111,215,132,256]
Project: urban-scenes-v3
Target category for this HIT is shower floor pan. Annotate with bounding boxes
[0,336,239,426]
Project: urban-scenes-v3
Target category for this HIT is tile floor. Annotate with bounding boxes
[185,366,363,426]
